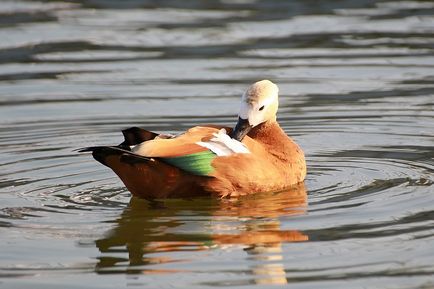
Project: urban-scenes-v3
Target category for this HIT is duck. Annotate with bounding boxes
[79,80,306,198]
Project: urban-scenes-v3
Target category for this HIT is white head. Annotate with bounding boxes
[231,80,279,141]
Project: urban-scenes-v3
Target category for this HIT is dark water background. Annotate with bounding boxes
[0,0,433,288]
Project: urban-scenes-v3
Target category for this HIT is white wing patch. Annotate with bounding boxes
[196,129,250,156]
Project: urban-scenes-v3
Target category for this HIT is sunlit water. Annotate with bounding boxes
[0,0,433,288]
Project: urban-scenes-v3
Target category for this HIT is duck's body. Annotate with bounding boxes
[81,80,306,199]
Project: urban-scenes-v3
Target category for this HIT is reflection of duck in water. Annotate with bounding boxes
[80,80,306,198]
[94,183,307,283]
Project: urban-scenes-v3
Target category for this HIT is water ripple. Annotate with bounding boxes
[0,0,433,288]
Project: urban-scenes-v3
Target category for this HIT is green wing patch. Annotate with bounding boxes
[162,150,216,176]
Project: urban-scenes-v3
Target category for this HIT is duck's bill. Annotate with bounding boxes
[230,117,252,142]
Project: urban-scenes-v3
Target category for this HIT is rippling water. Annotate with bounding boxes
[1,0,433,288]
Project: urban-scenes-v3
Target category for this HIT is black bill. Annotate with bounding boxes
[230,117,252,141]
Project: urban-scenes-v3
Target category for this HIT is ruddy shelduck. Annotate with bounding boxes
[80,80,306,198]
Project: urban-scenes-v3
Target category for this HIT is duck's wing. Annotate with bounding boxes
[131,126,247,176]
[79,128,212,177]
[80,126,250,177]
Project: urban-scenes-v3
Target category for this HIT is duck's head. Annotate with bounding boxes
[231,80,279,141]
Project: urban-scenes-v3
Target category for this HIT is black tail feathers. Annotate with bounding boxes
[78,126,158,164]
[77,146,150,166]
[120,127,159,149]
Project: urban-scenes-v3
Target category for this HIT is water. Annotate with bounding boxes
[0,0,433,288]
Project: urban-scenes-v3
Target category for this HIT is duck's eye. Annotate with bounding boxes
[259,105,265,111]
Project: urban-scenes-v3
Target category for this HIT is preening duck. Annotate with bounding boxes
[80,80,306,198]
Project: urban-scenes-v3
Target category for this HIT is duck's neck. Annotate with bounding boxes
[248,120,294,160]
[248,120,284,140]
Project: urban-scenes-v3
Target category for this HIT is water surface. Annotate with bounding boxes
[0,0,433,288]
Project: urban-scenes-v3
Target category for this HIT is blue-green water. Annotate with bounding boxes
[0,1,433,288]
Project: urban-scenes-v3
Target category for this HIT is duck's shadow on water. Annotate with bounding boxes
[93,183,307,283]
